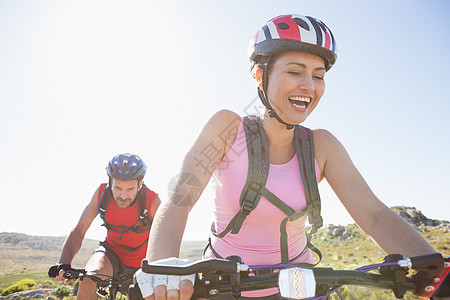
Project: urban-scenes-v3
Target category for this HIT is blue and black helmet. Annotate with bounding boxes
[106,153,147,181]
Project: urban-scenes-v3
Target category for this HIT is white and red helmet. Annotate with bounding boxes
[249,14,337,70]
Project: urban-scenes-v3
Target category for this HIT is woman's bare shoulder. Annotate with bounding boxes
[201,109,240,140]
[311,128,341,148]
[207,109,241,128]
[310,128,346,176]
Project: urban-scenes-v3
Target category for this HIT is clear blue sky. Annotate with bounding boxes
[0,0,449,241]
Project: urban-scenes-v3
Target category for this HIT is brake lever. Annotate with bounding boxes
[397,253,446,297]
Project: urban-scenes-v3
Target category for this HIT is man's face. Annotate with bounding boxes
[111,178,139,208]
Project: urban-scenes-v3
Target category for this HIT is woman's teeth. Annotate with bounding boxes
[289,96,311,109]
[293,102,306,109]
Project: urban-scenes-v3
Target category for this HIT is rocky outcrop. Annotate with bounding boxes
[326,206,449,240]
[326,224,359,241]
[0,288,54,299]
[391,206,449,232]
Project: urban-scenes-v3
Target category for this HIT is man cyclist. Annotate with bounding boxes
[49,153,161,299]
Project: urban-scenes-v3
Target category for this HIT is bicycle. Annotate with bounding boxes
[127,253,449,299]
[61,267,133,299]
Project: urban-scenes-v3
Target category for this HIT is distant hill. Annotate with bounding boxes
[0,233,99,278]
[0,233,207,279]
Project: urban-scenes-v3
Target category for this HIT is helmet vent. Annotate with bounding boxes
[316,21,328,33]
[277,22,290,30]
[293,17,310,31]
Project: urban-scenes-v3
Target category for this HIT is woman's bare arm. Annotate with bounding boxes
[146,110,241,261]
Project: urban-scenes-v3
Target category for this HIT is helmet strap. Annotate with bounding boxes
[128,193,139,208]
[129,180,144,207]
[258,57,295,130]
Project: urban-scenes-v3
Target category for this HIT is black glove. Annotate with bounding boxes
[48,263,71,278]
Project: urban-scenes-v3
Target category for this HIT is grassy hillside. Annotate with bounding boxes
[0,233,99,288]
[0,233,206,289]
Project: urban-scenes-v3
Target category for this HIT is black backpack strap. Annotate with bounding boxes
[294,126,323,238]
[235,116,270,233]
[98,185,112,230]
[280,212,322,265]
[137,183,153,228]
[280,210,307,263]
[212,116,270,238]
[259,186,295,216]
[306,240,322,265]
[203,237,224,259]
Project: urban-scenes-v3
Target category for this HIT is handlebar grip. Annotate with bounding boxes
[48,263,72,278]
[410,253,444,270]
[141,258,239,275]
[48,265,60,278]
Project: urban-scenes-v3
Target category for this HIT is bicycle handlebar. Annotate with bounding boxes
[63,267,132,288]
[141,257,249,275]
[63,267,133,299]
[128,253,449,299]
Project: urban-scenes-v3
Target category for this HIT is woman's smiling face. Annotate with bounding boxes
[265,51,326,125]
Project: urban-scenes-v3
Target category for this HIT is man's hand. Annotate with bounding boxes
[135,258,195,300]
[48,263,71,281]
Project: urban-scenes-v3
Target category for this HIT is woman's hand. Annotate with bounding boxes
[135,258,195,300]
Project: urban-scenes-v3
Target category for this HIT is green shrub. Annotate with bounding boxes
[40,279,57,288]
[17,278,35,288]
[1,278,36,296]
[55,285,72,299]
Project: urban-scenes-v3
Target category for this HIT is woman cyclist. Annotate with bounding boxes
[136,14,438,300]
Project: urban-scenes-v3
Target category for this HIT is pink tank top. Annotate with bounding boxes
[204,117,321,297]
